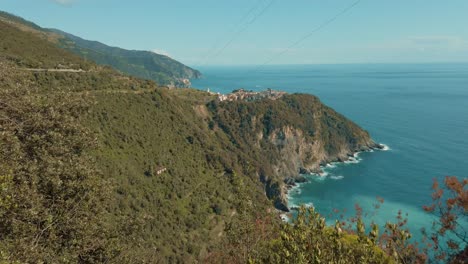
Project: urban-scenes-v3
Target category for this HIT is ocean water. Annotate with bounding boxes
[192,63,468,243]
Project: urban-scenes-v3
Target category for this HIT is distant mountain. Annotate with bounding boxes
[0,11,201,87]
[50,29,201,87]
[0,10,43,30]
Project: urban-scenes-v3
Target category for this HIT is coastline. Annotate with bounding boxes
[282,142,390,217]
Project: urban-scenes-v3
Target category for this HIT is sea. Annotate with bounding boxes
[192,63,468,244]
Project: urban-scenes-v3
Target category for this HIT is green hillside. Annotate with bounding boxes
[0,19,267,262]
[0,11,201,88]
[0,16,431,263]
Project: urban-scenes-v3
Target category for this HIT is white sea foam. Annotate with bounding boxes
[292,187,302,195]
[287,199,298,208]
[287,201,314,210]
[311,170,329,177]
[319,171,329,177]
[345,157,362,164]
[287,184,302,196]
[311,174,327,182]
[330,175,344,180]
[380,143,391,151]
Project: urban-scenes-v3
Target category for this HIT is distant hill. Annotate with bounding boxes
[50,29,201,87]
[0,10,201,87]
[0,10,43,30]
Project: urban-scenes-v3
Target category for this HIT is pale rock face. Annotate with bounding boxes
[269,126,314,178]
[208,93,379,211]
[263,125,377,211]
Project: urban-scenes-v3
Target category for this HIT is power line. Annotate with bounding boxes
[236,0,265,27]
[193,0,265,67]
[210,0,276,60]
[196,0,276,66]
[252,0,362,72]
[245,0,276,26]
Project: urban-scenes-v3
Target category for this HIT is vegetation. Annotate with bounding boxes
[84,88,269,261]
[1,13,466,263]
[209,183,467,264]
[209,93,373,162]
[0,62,116,262]
[253,207,396,264]
[422,176,468,263]
[0,15,89,70]
[52,29,201,87]
[207,205,424,263]
[207,94,376,210]
[0,19,268,262]
[0,11,201,87]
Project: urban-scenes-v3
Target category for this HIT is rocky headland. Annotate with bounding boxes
[207,91,381,212]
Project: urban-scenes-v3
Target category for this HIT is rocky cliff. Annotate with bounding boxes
[208,93,381,211]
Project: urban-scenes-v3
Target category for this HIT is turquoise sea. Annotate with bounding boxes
[192,63,468,243]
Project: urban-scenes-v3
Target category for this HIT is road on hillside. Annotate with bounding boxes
[21,68,86,73]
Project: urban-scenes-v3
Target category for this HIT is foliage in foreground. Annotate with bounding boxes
[422,176,468,263]
[0,65,116,262]
[205,177,467,264]
[208,206,427,264]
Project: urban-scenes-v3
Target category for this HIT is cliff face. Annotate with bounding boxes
[208,93,380,211]
[267,126,324,177]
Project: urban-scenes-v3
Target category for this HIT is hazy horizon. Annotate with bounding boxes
[2,1,468,66]
[194,61,468,67]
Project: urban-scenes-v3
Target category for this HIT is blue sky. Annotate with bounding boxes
[2,0,468,66]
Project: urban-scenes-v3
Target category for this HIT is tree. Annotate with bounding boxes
[423,176,468,263]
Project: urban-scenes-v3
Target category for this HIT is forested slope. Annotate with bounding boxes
[0,18,428,263]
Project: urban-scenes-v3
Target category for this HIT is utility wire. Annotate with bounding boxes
[235,0,265,28]
[196,0,276,66]
[252,0,362,73]
[210,0,276,60]
[194,0,265,67]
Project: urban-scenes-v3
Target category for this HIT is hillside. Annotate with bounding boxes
[0,11,201,87]
[0,17,413,263]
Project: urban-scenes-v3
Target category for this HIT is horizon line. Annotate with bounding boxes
[190,61,468,68]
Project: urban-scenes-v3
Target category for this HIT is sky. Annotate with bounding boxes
[1,0,468,66]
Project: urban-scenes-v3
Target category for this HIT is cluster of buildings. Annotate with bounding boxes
[155,166,167,175]
[213,88,286,102]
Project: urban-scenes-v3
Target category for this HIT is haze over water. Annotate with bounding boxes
[193,63,468,241]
